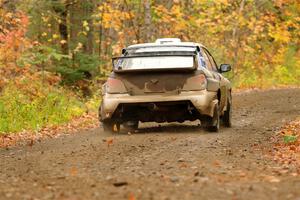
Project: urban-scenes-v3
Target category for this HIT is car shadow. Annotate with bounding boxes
[118,121,214,135]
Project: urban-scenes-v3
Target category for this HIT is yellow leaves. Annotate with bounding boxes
[5,12,13,18]
[60,40,67,44]
[95,3,131,31]
[112,42,123,56]
[213,0,230,7]
[52,34,59,39]
[247,17,256,30]
[70,106,84,116]
[82,20,90,31]
[152,4,187,35]
[274,0,288,8]
[170,5,182,18]
[41,16,49,23]
[83,20,89,27]
[272,47,286,64]
[74,42,83,53]
[219,0,229,5]
[268,25,291,43]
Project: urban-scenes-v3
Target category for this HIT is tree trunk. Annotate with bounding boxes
[85,0,94,54]
[52,0,69,54]
[59,10,68,54]
[70,1,80,51]
[231,0,245,76]
[144,0,151,42]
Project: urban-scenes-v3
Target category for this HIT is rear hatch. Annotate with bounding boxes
[111,45,202,95]
[113,71,197,95]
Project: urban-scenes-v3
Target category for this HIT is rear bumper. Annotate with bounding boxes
[100,90,217,121]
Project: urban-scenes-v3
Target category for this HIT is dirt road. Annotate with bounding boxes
[1,89,300,200]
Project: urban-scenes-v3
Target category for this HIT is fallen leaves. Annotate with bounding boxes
[213,160,221,167]
[106,138,114,147]
[27,139,34,147]
[0,113,98,148]
[270,118,300,175]
[69,167,78,176]
[128,193,136,200]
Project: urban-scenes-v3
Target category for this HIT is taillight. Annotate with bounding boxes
[182,74,207,91]
[106,78,127,94]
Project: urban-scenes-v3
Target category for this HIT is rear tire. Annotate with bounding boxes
[102,120,120,133]
[202,103,220,132]
[223,97,232,127]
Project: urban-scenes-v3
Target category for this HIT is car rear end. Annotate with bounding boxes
[99,40,217,126]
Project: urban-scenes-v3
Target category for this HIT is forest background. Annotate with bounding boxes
[0,0,299,134]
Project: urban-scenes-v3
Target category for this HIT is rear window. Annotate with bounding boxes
[113,55,195,71]
[113,54,197,71]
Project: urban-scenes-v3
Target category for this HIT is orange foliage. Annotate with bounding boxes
[0,11,31,90]
[271,119,300,175]
[0,10,61,91]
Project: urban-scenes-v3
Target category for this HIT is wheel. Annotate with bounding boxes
[223,97,232,127]
[202,103,220,132]
[123,121,139,132]
[101,120,120,133]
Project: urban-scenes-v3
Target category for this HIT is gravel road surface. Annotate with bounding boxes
[1,89,300,200]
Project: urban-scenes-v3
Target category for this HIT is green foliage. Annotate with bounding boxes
[0,81,85,134]
[17,45,70,69]
[18,46,99,84]
[56,53,99,84]
[283,135,298,144]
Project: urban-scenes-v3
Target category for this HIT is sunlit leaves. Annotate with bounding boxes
[95,3,132,31]
[269,25,291,43]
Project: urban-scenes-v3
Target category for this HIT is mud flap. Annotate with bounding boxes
[208,99,219,117]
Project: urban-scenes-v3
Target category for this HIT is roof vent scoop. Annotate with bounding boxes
[155,38,181,44]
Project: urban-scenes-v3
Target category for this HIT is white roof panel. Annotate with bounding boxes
[127,42,204,49]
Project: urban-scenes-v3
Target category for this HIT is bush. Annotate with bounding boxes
[56,53,100,84]
[0,79,85,134]
[17,45,100,85]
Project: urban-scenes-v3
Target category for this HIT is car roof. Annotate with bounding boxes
[125,39,206,51]
[126,42,206,50]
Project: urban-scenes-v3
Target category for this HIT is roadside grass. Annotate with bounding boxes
[0,80,88,134]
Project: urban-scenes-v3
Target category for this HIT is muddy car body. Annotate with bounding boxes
[99,38,232,132]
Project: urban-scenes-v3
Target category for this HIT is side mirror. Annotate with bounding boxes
[219,64,231,73]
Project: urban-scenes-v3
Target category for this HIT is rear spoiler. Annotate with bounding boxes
[123,45,200,52]
[112,53,198,73]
